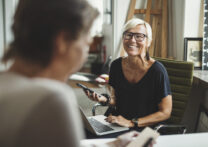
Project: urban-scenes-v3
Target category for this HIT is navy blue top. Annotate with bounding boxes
[108,57,171,120]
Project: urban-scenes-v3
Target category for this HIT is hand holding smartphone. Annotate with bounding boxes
[76,83,110,106]
[76,83,102,97]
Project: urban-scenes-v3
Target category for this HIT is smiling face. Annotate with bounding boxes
[123,24,148,57]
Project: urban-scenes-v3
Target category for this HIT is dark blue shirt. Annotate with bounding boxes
[108,57,171,120]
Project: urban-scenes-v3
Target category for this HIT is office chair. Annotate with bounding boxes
[153,57,194,134]
[92,57,194,134]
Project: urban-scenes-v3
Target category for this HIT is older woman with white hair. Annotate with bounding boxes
[86,18,172,131]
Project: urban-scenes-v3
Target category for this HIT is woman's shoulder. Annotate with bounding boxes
[110,57,123,69]
[151,60,168,74]
[31,78,77,104]
[111,57,122,65]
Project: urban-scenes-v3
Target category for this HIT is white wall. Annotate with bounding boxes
[0,0,4,58]
[4,0,17,47]
[0,0,18,71]
[0,0,5,70]
[184,0,204,38]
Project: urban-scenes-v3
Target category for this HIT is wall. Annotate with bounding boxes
[0,0,4,60]
[169,0,185,60]
[0,0,18,71]
[4,0,17,47]
[184,0,204,38]
[0,0,5,70]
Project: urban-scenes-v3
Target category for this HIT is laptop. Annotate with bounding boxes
[79,107,129,136]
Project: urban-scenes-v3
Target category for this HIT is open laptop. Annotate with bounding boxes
[79,107,129,136]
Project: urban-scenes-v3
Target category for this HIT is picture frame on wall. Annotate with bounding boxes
[184,38,203,69]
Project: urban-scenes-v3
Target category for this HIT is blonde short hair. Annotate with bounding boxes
[122,18,152,47]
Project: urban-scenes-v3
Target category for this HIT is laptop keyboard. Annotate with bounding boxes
[88,118,114,133]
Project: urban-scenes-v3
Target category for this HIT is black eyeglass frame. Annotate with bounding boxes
[123,32,148,42]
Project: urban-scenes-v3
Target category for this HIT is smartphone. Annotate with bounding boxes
[76,83,101,97]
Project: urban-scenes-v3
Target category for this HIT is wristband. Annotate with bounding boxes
[131,118,138,128]
[100,93,111,106]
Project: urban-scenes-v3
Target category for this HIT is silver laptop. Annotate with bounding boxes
[79,107,129,136]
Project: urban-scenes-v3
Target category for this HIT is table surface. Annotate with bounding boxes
[81,132,208,147]
[193,70,208,89]
[194,70,208,83]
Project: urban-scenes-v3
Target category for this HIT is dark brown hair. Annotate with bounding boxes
[2,0,99,67]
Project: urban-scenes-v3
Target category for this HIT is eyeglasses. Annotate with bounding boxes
[123,32,147,42]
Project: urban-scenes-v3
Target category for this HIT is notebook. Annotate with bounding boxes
[79,107,129,136]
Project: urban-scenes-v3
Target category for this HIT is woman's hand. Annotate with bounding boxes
[95,74,109,85]
[107,130,155,147]
[84,90,108,103]
[107,131,139,147]
[105,115,134,128]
